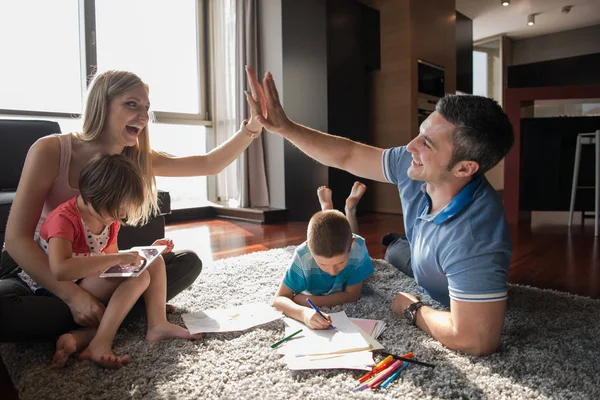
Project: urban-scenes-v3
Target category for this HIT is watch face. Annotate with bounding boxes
[403,308,414,324]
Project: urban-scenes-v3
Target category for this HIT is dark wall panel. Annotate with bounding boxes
[455,11,473,94]
[326,0,379,214]
[508,53,600,88]
[520,116,600,211]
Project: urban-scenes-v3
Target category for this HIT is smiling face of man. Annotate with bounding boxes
[405,111,457,185]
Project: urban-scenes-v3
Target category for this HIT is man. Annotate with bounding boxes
[246,67,514,356]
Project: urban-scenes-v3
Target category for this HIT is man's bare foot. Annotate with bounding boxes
[78,343,130,369]
[146,321,203,343]
[166,304,176,314]
[317,186,333,211]
[52,328,96,368]
[345,181,366,213]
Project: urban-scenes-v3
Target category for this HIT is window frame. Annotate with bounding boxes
[0,0,211,126]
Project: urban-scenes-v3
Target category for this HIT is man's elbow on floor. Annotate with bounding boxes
[450,333,501,357]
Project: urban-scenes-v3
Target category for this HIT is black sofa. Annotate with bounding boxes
[0,119,170,250]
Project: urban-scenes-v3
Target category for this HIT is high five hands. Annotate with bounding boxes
[244,66,293,134]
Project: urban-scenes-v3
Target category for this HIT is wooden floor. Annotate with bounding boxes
[1,212,599,398]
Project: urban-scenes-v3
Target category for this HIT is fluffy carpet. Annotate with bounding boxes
[1,247,599,400]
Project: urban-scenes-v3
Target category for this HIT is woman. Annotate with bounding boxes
[0,68,264,348]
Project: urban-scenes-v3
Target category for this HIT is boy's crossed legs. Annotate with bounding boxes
[317,181,366,234]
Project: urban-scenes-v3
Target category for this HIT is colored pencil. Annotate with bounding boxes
[270,329,303,348]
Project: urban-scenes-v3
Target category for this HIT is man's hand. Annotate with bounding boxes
[152,238,174,253]
[66,289,105,327]
[245,67,294,134]
[301,308,332,330]
[392,292,420,315]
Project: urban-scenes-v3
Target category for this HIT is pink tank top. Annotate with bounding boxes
[35,133,80,236]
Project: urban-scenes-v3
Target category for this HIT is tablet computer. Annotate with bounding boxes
[100,245,167,278]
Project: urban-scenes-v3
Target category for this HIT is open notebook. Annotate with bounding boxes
[277,311,374,357]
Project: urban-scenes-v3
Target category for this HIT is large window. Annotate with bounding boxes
[0,0,210,209]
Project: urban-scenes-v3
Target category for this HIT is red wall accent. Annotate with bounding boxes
[503,85,600,224]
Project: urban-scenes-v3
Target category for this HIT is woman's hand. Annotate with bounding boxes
[152,238,174,253]
[66,289,105,327]
[244,66,265,134]
[245,66,294,135]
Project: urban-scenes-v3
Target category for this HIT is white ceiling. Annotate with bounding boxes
[456,0,600,41]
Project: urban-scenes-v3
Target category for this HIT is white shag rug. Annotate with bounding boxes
[1,246,600,400]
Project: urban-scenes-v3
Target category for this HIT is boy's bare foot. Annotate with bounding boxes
[52,328,96,368]
[78,343,130,369]
[146,321,203,343]
[345,181,366,213]
[317,186,333,211]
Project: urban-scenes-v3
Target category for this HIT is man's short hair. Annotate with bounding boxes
[307,210,353,258]
[436,94,514,175]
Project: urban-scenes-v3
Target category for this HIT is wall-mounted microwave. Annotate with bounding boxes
[417,59,445,98]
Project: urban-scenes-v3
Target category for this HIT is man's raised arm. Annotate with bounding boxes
[246,66,387,183]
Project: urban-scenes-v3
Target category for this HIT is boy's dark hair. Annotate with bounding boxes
[436,94,514,175]
[307,210,353,258]
[79,154,146,225]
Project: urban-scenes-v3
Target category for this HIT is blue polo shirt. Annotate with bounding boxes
[382,146,512,307]
[283,234,374,296]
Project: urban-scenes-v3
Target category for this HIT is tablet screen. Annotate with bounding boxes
[100,245,167,278]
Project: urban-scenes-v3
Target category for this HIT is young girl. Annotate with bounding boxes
[17,153,201,368]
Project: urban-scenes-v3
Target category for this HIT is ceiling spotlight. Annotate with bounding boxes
[528,14,535,26]
[502,0,510,6]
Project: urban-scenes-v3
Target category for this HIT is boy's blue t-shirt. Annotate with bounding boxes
[382,146,512,307]
[282,234,374,295]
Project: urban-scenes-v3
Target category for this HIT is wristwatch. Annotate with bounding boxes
[403,301,424,325]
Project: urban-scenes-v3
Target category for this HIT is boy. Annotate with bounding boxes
[273,182,374,329]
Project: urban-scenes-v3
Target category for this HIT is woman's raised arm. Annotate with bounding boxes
[151,67,265,177]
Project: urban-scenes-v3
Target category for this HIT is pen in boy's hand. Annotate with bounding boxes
[306,298,336,329]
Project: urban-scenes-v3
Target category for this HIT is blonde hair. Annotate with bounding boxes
[307,210,353,258]
[79,154,146,226]
[78,70,158,225]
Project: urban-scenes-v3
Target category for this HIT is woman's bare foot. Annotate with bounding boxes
[77,342,130,369]
[317,186,333,211]
[345,181,366,213]
[146,321,203,343]
[52,328,96,368]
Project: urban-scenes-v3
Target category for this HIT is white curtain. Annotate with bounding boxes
[211,0,269,208]
[211,0,239,205]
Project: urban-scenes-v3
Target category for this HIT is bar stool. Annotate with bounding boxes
[568,130,599,236]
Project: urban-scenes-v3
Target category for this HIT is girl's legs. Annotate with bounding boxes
[75,272,150,368]
[52,327,96,368]
[144,256,203,342]
[345,181,366,235]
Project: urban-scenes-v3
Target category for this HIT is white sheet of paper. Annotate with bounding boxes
[282,350,375,371]
[182,303,283,333]
[277,311,371,356]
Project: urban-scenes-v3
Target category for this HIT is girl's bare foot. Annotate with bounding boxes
[345,181,366,213]
[78,342,130,369]
[317,186,333,211]
[146,321,203,343]
[52,328,96,368]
